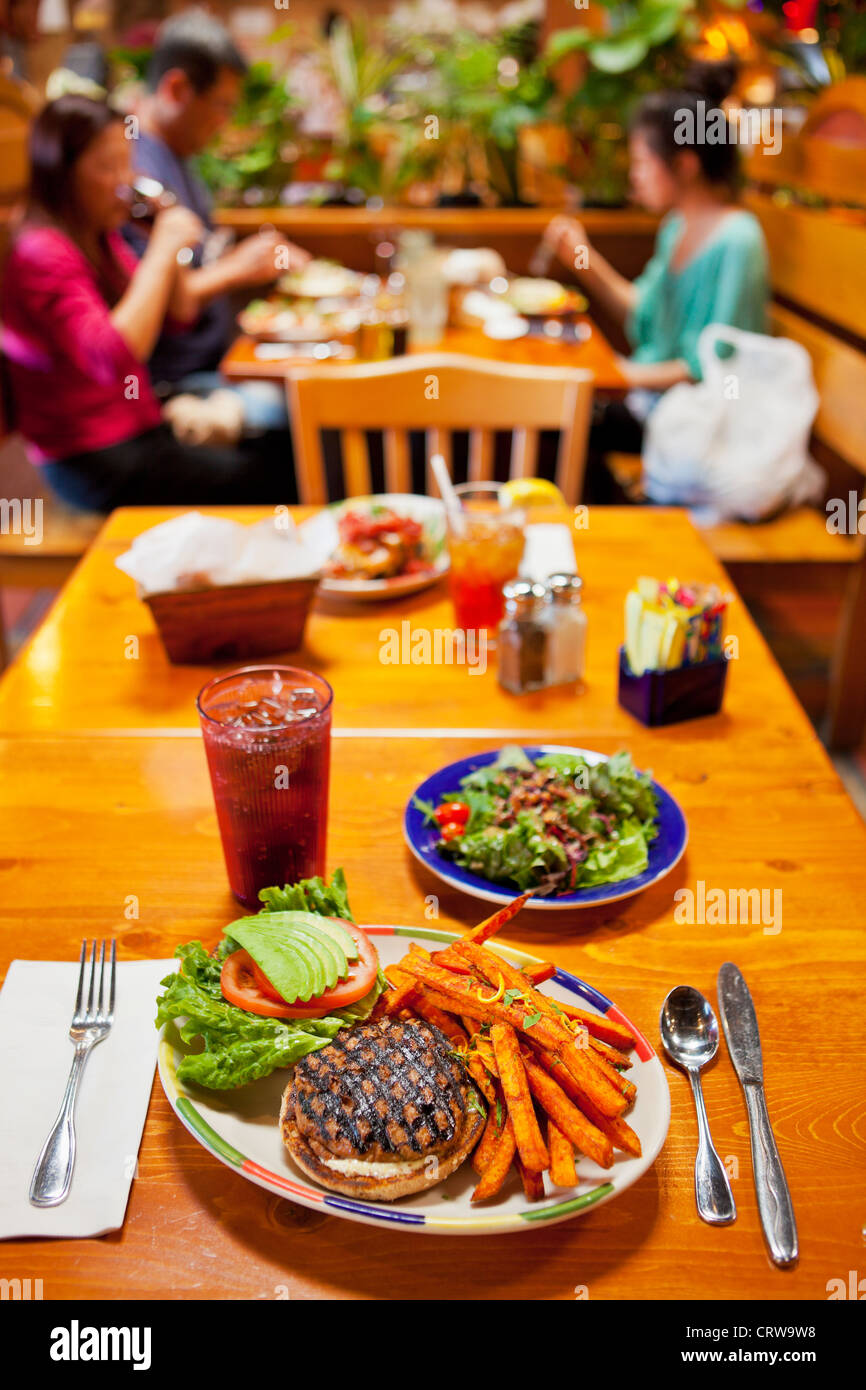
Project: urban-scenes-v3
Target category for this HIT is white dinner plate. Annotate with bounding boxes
[158,926,670,1235]
[298,494,449,600]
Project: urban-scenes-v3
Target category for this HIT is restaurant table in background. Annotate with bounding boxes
[0,507,792,736]
[0,506,864,1300]
[221,319,628,392]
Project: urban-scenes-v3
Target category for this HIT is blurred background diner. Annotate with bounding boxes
[1,0,865,795]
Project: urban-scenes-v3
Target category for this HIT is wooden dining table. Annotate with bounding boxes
[1,505,864,1301]
[221,319,628,392]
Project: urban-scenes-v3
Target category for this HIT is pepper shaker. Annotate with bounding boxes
[544,572,587,686]
[498,580,550,695]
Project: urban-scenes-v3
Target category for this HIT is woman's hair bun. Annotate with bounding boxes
[683,58,738,108]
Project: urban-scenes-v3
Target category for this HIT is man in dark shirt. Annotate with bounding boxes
[125,9,307,425]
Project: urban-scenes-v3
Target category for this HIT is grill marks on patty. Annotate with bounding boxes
[292,1019,469,1163]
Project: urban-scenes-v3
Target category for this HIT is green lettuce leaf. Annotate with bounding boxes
[257,867,354,921]
[578,818,651,886]
[446,814,568,892]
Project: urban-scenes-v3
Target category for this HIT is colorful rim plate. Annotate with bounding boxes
[158,926,670,1235]
[298,494,449,600]
[404,746,688,911]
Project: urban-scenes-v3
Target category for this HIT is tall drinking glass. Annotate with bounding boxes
[197,666,333,910]
[446,483,526,633]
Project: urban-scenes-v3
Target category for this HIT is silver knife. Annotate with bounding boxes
[717,963,798,1266]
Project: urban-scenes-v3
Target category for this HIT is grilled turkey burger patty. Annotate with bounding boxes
[280,1018,484,1200]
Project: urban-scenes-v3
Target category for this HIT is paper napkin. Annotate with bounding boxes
[519,523,577,583]
[0,959,174,1240]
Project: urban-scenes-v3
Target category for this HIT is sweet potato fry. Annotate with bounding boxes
[546,1037,627,1119]
[515,1153,545,1201]
[472,1088,506,1174]
[547,1118,578,1187]
[383,965,467,1042]
[491,1024,549,1173]
[465,892,532,944]
[583,1045,637,1105]
[570,1089,643,1159]
[521,1052,613,1168]
[529,1048,638,1155]
[555,1001,636,1051]
[471,1115,517,1202]
[409,992,467,1045]
[467,1052,495,1106]
[452,941,627,1117]
[382,966,419,1016]
[523,961,556,985]
[429,946,473,974]
[588,1037,634,1070]
[472,1034,498,1077]
[396,955,565,1050]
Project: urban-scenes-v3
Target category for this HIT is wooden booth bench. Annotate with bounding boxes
[609,80,866,750]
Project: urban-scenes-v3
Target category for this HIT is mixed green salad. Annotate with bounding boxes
[156,870,386,1090]
[414,746,659,897]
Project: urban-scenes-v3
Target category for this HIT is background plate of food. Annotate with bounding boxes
[237,297,352,343]
[504,277,588,318]
[299,494,448,598]
[405,745,687,910]
[278,258,366,300]
[156,873,670,1235]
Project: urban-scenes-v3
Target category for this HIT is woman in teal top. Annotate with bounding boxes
[627,208,768,382]
[545,67,770,493]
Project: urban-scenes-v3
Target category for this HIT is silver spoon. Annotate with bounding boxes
[660,986,737,1225]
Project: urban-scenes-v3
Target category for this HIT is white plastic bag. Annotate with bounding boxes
[642,324,825,523]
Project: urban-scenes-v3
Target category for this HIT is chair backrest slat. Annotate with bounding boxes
[554,382,593,505]
[510,428,538,480]
[468,429,494,482]
[384,429,412,492]
[342,427,371,497]
[425,428,451,496]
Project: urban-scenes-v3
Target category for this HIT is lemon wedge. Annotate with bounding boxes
[500,478,566,510]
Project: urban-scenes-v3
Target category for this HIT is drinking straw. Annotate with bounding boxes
[431,452,461,523]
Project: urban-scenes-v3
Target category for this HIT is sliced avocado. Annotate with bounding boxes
[226,915,320,1002]
[301,914,358,962]
[225,911,357,1002]
[253,911,356,985]
[257,911,358,964]
[254,906,358,961]
[267,918,345,988]
[280,920,344,984]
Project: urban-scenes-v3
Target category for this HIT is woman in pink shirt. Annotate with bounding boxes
[2,96,290,510]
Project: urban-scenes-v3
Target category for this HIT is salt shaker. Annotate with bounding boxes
[544,572,587,685]
[498,581,550,695]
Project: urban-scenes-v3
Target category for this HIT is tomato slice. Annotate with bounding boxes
[219,920,379,1019]
[435,801,470,827]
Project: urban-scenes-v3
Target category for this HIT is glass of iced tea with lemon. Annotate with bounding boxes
[446,483,525,633]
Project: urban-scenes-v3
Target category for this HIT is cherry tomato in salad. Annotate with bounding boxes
[439,820,465,843]
[220,920,379,1019]
[434,801,470,828]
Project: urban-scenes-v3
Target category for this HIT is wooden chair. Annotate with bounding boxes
[285,353,594,505]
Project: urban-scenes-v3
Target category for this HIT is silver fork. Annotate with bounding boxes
[29,940,116,1207]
